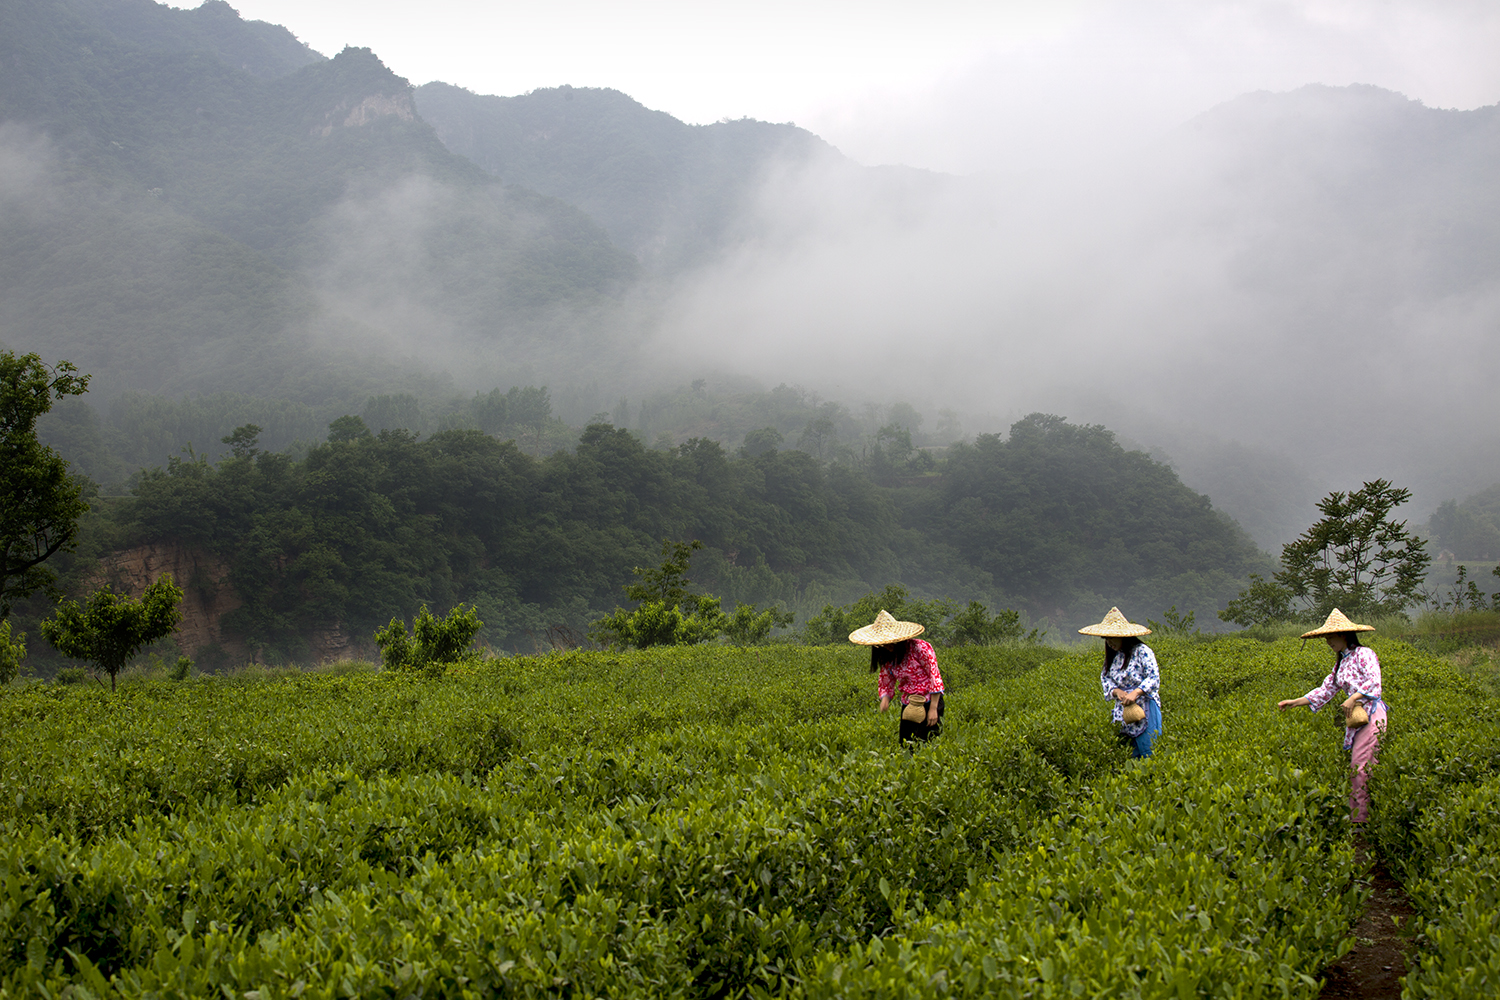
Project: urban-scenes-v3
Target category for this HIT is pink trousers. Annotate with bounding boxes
[1348,703,1387,823]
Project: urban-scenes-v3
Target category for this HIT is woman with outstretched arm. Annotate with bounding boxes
[1277,609,1386,824]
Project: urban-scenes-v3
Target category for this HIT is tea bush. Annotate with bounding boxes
[0,636,1493,997]
[1364,648,1500,998]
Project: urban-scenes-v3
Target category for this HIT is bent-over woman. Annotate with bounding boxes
[850,610,945,743]
[1081,607,1162,758]
[1277,609,1386,823]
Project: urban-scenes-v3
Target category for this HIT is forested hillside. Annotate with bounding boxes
[1429,483,1500,560]
[414,82,846,271]
[14,412,1264,667]
[0,0,634,401]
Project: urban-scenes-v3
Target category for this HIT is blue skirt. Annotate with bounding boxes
[1125,698,1162,758]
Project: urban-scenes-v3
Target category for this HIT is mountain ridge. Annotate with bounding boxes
[0,0,636,401]
[414,81,848,272]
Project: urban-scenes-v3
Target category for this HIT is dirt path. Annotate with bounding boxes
[1320,844,1418,999]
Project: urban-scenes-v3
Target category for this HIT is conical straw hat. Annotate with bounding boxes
[1078,607,1151,637]
[848,609,925,645]
[1301,608,1374,638]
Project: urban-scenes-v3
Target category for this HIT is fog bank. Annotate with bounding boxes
[640,83,1500,534]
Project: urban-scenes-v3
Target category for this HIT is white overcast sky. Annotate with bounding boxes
[223,0,1500,172]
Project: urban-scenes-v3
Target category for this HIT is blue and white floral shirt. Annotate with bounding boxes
[1101,644,1161,737]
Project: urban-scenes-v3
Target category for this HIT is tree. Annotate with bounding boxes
[947,600,1043,645]
[625,539,703,609]
[1218,575,1294,627]
[1428,491,1500,560]
[0,351,92,616]
[41,576,184,690]
[800,584,957,645]
[592,597,728,649]
[722,602,795,645]
[800,587,1041,646]
[0,620,25,683]
[374,604,483,677]
[739,427,783,458]
[327,414,373,443]
[1220,479,1429,626]
[1145,605,1200,637]
[591,539,729,649]
[221,424,262,460]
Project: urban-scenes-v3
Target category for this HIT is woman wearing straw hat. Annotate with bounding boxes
[850,610,946,743]
[1080,607,1162,758]
[1276,609,1386,824]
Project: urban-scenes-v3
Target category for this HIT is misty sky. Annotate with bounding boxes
[204,0,1500,526]
[225,0,1500,173]
[12,0,1487,538]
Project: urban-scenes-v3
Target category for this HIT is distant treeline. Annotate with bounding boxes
[21,413,1265,665]
[1428,484,1500,560]
[37,381,964,491]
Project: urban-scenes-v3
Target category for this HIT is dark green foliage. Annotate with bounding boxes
[1146,604,1200,636]
[0,351,92,616]
[591,597,729,650]
[1428,484,1500,560]
[374,604,482,677]
[931,413,1267,622]
[1429,564,1492,615]
[625,539,703,608]
[1222,479,1429,625]
[0,620,24,683]
[0,0,636,403]
[591,540,730,649]
[801,583,957,645]
[1219,572,1297,627]
[722,603,796,645]
[98,421,907,658]
[804,586,1042,647]
[740,427,784,458]
[414,82,840,272]
[946,600,1041,646]
[219,423,261,461]
[40,575,183,690]
[50,411,1267,661]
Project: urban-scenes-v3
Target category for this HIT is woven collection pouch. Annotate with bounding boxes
[901,700,929,724]
[1121,701,1146,724]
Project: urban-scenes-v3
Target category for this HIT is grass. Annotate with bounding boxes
[1446,642,1500,698]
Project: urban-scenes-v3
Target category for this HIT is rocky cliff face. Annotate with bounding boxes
[89,543,248,664]
[89,543,367,667]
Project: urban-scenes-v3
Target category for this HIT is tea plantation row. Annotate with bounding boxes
[0,638,1495,997]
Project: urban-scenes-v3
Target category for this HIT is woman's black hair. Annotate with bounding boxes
[1102,635,1144,673]
[870,639,911,672]
[1341,631,1362,650]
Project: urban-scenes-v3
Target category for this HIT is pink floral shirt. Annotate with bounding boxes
[1304,645,1383,711]
[876,639,945,704]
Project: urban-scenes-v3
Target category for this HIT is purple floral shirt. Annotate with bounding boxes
[1101,644,1161,737]
[1304,645,1382,710]
[1305,645,1383,749]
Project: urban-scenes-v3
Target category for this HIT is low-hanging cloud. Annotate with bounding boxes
[641,79,1500,531]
